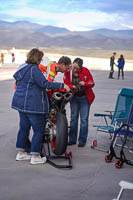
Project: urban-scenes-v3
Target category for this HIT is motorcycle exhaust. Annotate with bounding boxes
[52,92,63,101]
[63,92,73,101]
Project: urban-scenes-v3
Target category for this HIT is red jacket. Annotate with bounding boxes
[63,67,95,104]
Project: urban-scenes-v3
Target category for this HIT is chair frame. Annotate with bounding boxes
[113,180,133,200]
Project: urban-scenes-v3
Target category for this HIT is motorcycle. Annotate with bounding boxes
[26,91,73,169]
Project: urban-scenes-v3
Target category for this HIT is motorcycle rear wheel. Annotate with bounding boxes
[51,112,68,155]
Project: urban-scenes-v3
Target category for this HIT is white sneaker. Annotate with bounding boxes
[16,152,31,161]
[30,156,47,165]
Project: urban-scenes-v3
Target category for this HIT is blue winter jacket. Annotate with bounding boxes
[11,63,64,114]
[117,58,125,68]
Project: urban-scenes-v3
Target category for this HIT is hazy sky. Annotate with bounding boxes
[0,0,133,31]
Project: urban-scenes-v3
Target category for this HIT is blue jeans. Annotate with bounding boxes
[16,112,46,155]
[69,95,90,145]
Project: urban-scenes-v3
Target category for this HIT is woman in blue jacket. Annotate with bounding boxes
[12,48,69,165]
[117,54,125,80]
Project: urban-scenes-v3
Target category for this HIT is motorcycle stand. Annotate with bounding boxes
[41,135,73,169]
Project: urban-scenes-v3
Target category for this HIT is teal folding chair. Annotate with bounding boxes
[105,102,133,168]
[91,88,133,152]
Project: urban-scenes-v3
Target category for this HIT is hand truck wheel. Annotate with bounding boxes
[115,159,123,169]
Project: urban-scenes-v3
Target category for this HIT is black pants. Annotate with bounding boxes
[108,65,114,78]
[118,68,124,79]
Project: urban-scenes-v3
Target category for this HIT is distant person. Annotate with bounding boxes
[108,52,116,79]
[117,54,125,80]
[64,58,95,147]
[1,53,4,64]
[12,53,15,63]
[11,48,69,165]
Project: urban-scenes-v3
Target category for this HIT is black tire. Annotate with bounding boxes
[51,112,68,155]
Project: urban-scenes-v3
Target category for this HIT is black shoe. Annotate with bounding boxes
[108,77,113,79]
[68,142,76,145]
[78,143,85,147]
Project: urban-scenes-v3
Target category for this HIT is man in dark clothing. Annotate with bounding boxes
[108,52,116,79]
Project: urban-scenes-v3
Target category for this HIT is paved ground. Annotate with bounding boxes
[0,68,133,200]
[0,64,18,81]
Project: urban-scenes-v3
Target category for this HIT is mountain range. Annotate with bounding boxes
[0,20,133,50]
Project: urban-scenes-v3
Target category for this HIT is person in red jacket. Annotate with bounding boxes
[11,53,15,63]
[64,58,95,147]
